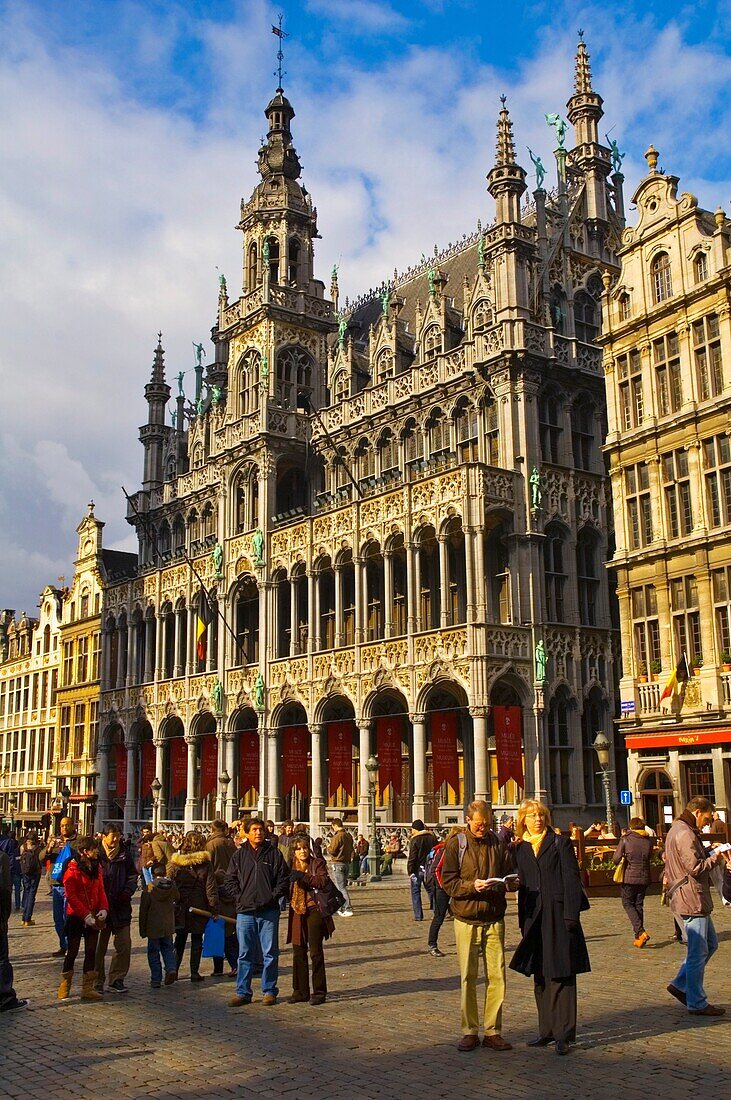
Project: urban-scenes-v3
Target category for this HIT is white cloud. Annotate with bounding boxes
[305,0,409,32]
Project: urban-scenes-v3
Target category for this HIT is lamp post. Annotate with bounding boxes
[61,783,71,821]
[7,794,18,835]
[219,768,231,823]
[593,731,614,833]
[365,753,381,882]
[151,777,162,832]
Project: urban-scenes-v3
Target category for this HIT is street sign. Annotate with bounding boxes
[620,700,635,715]
[619,790,632,806]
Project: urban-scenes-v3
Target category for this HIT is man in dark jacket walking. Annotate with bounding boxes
[613,818,654,946]
[441,801,515,1052]
[94,825,138,993]
[0,851,27,1013]
[224,818,289,1007]
[407,820,438,921]
[0,826,21,912]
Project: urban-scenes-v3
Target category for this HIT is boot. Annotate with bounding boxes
[57,970,73,1000]
[81,971,103,1002]
[190,938,204,982]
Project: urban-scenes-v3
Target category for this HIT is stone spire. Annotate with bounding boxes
[487,97,526,225]
[150,331,165,384]
[140,333,171,491]
[574,32,593,95]
[257,87,301,181]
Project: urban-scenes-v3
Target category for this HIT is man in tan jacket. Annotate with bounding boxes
[665,796,727,1016]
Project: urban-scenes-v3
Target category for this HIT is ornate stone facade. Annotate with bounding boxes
[99,39,621,832]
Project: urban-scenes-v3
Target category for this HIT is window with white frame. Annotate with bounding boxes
[625,462,653,549]
[662,449,693,539]
[632,584,660,672]
[651,252,672,304]
[653,331,682,416]
[617,348,644,429]
[702,433,731,528]
[693,314,723,401]
[670,576,701,667]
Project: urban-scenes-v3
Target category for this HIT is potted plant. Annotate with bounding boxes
[721,650,731,672]
[637,660,648,683]
[650,659,662,679]
[693,657,703,676]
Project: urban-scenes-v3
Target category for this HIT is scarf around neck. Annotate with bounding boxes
[523,829,548,858]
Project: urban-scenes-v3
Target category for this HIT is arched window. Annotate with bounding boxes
[191,444,204,469]
[172,516,185,552]
[576,528,599,626]
[423,324,442,358]
[238,349,260,416]
[376,348,394,381]
[377,430,398,476]
[574,289,600,343]
[247,242,258,291]
[694,251,709,284]
[539,392,562,464]
[472,299,493,331]
[165,453,176,482]
[618,292,631,322]
[266,236,280,283]
[288,237,300,285]
[651,252,672,303]
[333,447,349,491]
[333,370,349,401]
[544,524,567,621]
[401,419,420,468]
[445,517,466,625]
[582,688,606,803]
[389,533,407,635]
[275,345,312,409]
[547,688,572,804]
[364,542,384,641]
[234,577,259,665]
[355,437,375,482]
[482,395,499,465]
[427,409,450,457]
[454,399,479,462]
[317,557,335,650]
[571,399,594,470]
[417,525,440,629]
[159,519,171,554]
[273,569,291,658]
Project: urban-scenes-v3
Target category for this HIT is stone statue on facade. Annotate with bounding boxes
[212,541,223,577]
[254,673,266,712]
[605,135,625,174]
[177,370,184,397]
[427,266,436,298]
[193,342,205,367]
[212,678,223,714]
[263,238,270,265]
[529,465,542,510]
[211,385,223,406]
[528,148,546,190]
[477,233,485,267]
[252,527,265,567]
[535,640,547,683]
[545,113,568,149]
[381,287,390,316]
[338,318,348,347]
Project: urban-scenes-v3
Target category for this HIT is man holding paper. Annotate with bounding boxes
[440,800,516,1052]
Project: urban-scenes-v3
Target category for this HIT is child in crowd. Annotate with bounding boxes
[139,862,179,988]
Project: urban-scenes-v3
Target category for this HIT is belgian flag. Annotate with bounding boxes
[659,653,691,703]
[196,589,212,662]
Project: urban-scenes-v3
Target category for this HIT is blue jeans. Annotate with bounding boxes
[21,875,40,923]
[236,908,280,999]
[329,863,352,912]
[671,915,718,1010]
[11,872,21,911]
[147,936,178,984]
[52,886,67,950]
[359,856,369,876]
[410,869,433,920]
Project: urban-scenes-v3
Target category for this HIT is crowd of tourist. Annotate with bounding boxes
[1,797,729,1049]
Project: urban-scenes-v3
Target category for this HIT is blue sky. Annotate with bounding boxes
[1,0,730,613]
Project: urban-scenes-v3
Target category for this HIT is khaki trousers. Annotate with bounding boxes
[454,918,506,1036]
[94,923,131,986]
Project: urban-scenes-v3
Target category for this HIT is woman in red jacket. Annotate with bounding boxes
[58,836,108,1003]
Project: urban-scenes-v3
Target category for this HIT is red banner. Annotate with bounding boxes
[141,740,156,793]
[115,744,127,799]
[376,716,403,795]
[200,735,218,799]
[170,737,187,797]
[328,722,353,797]
[431,711,459,793]
[239,729,259,793]
[282,726,309,795]
[494,705,524,790]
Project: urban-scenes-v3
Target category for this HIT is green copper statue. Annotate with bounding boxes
[545,113,568,149]
[477,233,485,267]
[177,370,184,397]
[331,263,338,281]
[338,318,348,347]
[263,238,270,265]
[528,148,546,190]
[193,342,205,367]
[535,640,547,684]
[252,527,265,567]
[381,287,390,316]
[170,409,177,429]
[605,135,625,174]
[428,266,436,298]
[219,271,226,289]
[254,673,266,712]
[212,678,223,714]
[211,385,223,406]
[212,540,223,577]
[260,353,269,381]
[529,465,542,510]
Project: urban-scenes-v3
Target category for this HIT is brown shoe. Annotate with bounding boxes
[228,995,252,1008]
[262,993,277,1006]
[457,1034,479,1051]
[689,1004,725,1016]
[164,971,177,986]
[483,1035,513,1051]
[667,984,687,1006]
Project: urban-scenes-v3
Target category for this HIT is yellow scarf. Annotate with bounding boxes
[523,829,548,858]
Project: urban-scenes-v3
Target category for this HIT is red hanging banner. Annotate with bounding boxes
[200,735,218,799]
[115,744,127,799]
[494,705,524,790]
[430,711,459,793]
[328,722,353,798]
[170,737,188,797]
[239,729,260,793]
[141,740,156,793]
[282,726,309,795]
[376,716,403,795]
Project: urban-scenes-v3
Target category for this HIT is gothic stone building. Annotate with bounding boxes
[601,146,731,829]
[98,38,623,835]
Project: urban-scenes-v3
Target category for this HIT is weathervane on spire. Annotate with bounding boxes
[500,94,507,107]
[578,27,584,41]
[272,13,288,89]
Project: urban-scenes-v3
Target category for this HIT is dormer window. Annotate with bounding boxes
[651,252,672,304]
[694,251,709,283]
[618,292,631,322]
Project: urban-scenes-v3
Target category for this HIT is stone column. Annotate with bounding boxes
[310,569,320,652]
[224,733,237,822]
[358,720,371,836]
[464,526,476,623]
[471,708,489,803]
[289,576,298,657]
[95,746,110,828]
[123,742,138,832]
[144,616,155,683]
[334,565,343,648]
[155,614,165,680]
[154,738,167,823]
[411,712,428,821]
[184,736,197,829]
[116,626,127,689]
[406,541,418,633]
[354,556,366,644]
[265,728,281,820]
[174,608,185,677]
[310,723,325,834]
[438,536,450,627]
[383,551,393,638]
[126,620,136,687]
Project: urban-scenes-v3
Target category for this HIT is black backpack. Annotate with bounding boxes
[20,847,42,876]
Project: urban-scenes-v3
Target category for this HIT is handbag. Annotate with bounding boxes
[201,916,226,958]
[612,857,625,884]
[314,877,346,918]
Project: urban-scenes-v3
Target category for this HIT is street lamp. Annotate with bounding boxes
[219,768,231,822]
[150,777,162,832]
[593,731,614,833]
[365,753,381,882]
[7,794,18,834]
[60,783,71,820]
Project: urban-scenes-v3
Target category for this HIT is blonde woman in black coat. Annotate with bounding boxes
[509,800,590,1056]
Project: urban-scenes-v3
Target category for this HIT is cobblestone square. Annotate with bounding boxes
[2,884,728,1099]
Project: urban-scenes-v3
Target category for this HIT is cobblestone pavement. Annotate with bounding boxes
[2,882,729,1099]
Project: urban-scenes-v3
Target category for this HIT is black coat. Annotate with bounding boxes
[223,839,290,914]
[98,844,138,931]
[613,831,654,886]
[509,832,590,981]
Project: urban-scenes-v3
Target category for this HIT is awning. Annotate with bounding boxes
[625,728,731,750]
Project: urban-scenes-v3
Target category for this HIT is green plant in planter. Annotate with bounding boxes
[637,660,647,677]
[721,650,731,665]
[650,659,662,675]
[693,657,703,670]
